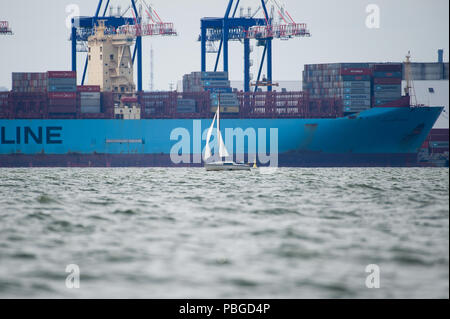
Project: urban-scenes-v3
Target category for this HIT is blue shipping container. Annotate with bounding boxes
[341,75,371,81]
[205,87,233,93]
[374,85,402,91]
[343,81,371,88]
[374,92,402,99]
[48,85,77,92]
[344,99,371,107]
[372,71,402,78]
[344,94,371,100]
[343,87,371,94]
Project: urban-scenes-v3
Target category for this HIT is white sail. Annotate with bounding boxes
[204,112,217,161]
[216,102,230,158]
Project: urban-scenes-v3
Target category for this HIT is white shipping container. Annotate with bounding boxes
[81,106,101,113]
[80,92,101,99]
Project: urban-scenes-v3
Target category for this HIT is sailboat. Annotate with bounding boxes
[204,101,251,171]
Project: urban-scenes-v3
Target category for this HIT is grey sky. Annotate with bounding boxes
[0,0,448,91]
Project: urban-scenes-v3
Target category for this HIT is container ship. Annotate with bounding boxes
[0,18,446,167]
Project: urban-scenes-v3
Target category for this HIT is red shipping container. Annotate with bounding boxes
[48,92,77,99]
[77,85,101,92]
[340,68,372,76]
[373,78,402,84]
[47,71,76,79]
[373,96,410,108]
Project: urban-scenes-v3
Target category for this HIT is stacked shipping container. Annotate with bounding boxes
[0,92,9,118]
[78,86,101,113]
[183,71,232,93]
[139,92,210,118]
[303,63,372,113]
[12,73,47,93]
[183,71,238,113]
[406,63,448,81]
[176,98,197,113]
[9,92,48,119]
[418,128,449,167]
[303,63,406,113]
[47,72,77,117]
[341,64,372,113]
[372,64,402,106]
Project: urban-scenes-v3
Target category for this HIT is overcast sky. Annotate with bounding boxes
[0,0,448,91]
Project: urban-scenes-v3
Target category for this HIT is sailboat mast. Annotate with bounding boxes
[217,97,221,159]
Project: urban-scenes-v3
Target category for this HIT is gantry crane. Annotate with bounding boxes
[70,0,176,91]
[199,0,310,92]
[0,21,13,35]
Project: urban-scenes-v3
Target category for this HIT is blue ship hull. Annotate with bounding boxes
[0,106,443,167]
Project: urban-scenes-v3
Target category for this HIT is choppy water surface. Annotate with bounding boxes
[0,168,448,298]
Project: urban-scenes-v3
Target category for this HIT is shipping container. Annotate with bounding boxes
[48,85,77,92]
[429,141,449,152]
[340,68,372,76]
[80,92,101,99]
[211,100,239,107]
[373,78,402,84]
[204,87,233,93]
[341,75,371,81]
[373,84,402,91]
[201,80,231,87]
[343,99,371,107]
[343,94,371,100]
[77,85,101,92]
[80,100,101,108]
[210,93,238,99]
[372,71,402,78]
[374,98,401,106]
[48,77,77,85]
[47,71,76,79]
[343,87,371,94]
[12,72,47,81]
[341,63,370,69]
[372,64,402,72]
[12,73,48,93]
[177,99,196,106]
[48,92,76,99]
[80,106,101,113]
[343,81,371,88]
[211,96,239,102]
[210,106,239,113]
[373,92,402,99]
[201,71,228,79]
[177,105,196,113]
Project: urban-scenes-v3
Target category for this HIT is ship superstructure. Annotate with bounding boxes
[87,20,135,97]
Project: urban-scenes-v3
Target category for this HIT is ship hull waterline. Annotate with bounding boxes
[0,106,443,168]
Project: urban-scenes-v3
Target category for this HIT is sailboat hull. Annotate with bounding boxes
[205,162,251,171]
